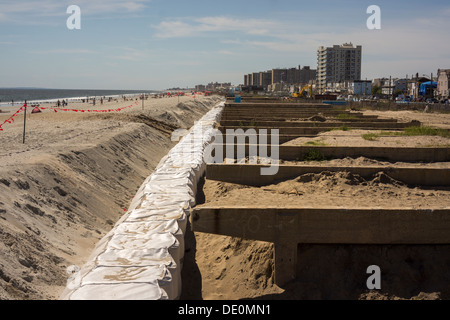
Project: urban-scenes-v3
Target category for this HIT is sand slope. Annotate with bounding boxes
[0,95,223,300]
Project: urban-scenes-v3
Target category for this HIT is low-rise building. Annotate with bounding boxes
[352,80,372,95]
[394,79,408,93]
[195,84,206,92]
[437,69,450,98]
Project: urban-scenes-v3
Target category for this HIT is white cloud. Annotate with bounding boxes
[36,49,98,54]
[0,12,8,22]
[0,0,150,21]
[78,0,149,14]
[154,16,277,38]
[218,50,236,55]
[154,20,197,38]
[112,48,150,61]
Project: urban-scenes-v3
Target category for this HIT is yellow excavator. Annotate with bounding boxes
[292,84,312,98]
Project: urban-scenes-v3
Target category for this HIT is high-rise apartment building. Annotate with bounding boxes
[317,43,362,91]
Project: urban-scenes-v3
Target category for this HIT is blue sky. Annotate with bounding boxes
[0,0,449,90]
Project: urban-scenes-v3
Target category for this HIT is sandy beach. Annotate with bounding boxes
[1,100,449,300]
[0,94,223,299]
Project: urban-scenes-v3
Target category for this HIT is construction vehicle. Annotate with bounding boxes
[292,84,312,98]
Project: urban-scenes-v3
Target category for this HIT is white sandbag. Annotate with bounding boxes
[107,234,182,268]
[114,219,185,252]
[114,219,181,236]
[97,247,175,268]
[125,207,189,234]
[150,169,195,182]
[137,193,194,211]
[69,282,169,300]
[79,265,177,299]
[81,264,170,286]
[138,198,192,212]
[142,184,195,199]
[96,247,181,297]
[146,176,195,189]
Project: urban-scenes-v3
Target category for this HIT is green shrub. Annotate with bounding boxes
[303,149,326,161]
[403,126,449,137]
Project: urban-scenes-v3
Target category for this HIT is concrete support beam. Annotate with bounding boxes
[218,126,404,137]
[220,114,378,121]
[214,145,450,163]
[224,103,334,108]
[191,207,450,286]
[221,111,364,117]
[220,121,415,128]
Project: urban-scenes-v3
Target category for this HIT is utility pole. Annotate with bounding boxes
[22,101,27,144]
[389,75,392,100]
[430,73,433,98]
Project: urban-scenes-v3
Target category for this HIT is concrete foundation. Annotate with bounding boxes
[191,207,450,286]
[191,98,450,290]
[213,144,450,163]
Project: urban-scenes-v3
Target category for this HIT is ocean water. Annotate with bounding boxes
[0,88,158,109]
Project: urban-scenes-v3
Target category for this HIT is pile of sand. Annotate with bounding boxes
[0,95,223,300]
[282,156,450,169]
[200,168,449,209]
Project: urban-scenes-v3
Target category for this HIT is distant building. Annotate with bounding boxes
[317,43,362,92]
[394,79,408,93]
[373,77,399,96]
[195,84,206,91]
[196,82,232,92]
[437,69,450,98]
[271,68,288,86]
[352,80,372,95]
[243,65,316,92]
[297,66,316,85]
[252,72,261,86]
[259,71,272,90]
[407,75,431,99]
[205,82,231,91]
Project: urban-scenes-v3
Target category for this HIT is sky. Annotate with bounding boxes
[0,0,449,90]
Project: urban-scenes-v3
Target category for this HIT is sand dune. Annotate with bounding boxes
[0,95,223,300]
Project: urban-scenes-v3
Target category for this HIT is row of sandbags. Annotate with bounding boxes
[60,101,225,300]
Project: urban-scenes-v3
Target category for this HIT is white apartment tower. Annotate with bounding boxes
[317,43,362,92]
